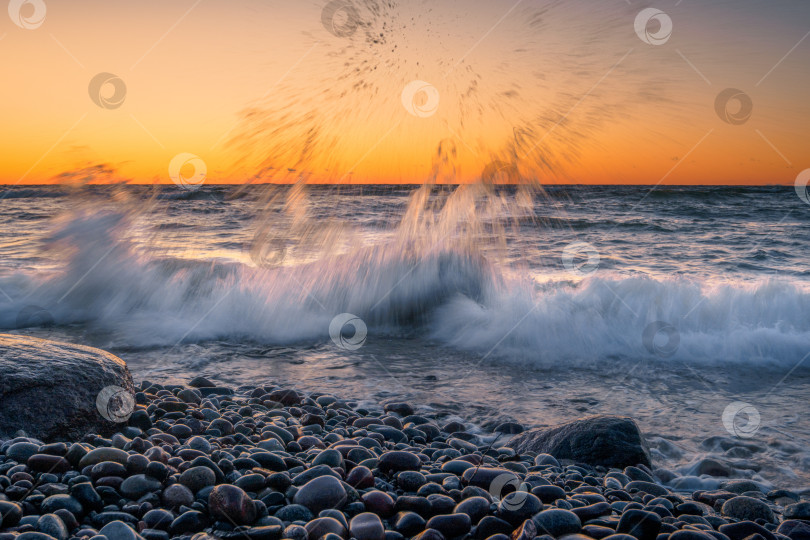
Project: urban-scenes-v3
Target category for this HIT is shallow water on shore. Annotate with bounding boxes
[13,324,810,492]
[2,185,810,490]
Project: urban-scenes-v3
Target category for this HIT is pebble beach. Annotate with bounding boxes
[1,376,809,540]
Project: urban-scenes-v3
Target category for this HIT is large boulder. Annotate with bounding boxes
[0,334,134,441]
[508,415,651,468]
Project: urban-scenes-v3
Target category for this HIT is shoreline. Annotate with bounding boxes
[1,375,808,540]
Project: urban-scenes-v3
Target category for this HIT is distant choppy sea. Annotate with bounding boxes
[1,184,809,489]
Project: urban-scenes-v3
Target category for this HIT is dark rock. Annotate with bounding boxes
[0,501,23,528]
[305,516,348,539]
[169,510,209,535]
[93,511,140,527]
[397,471,427,491]
[778,521,810,540]
[179,466,216,493]
[721,497,775,524]
[346,466,374,489]
[476,516,517,538]
[784,503,810,520]
[78,447,129,468]
[426,513,471,537]
[570,502,611,522]
[461,468,519,490]
[719,521,777,540]
[246,525,284,540]
[412,528,446,540]
[720,480,761,494]
[162,484,194,509]
[36,514,68,540]
[98,520,140,540]
[495,422,525,434]
[533,485,567,504]
[350,512,385,540]
[293,476,347,513]
[669,531,718,540]
[209,484,258,525]
[28,454,71,473]
[189,376,216,387]
[497,492,543,525]
[378,451,422,474]
[361,491,396,518]
[509,416,651,468]
[70,482,103,512]
[616,509,662,540]
[40,494,83,516]
[532,509,582,537]
[384,403,415,416]
[6,441,40,462]
[512,519,537,540]
[694,458,734,477]
[454,496,490,524]
[626,481,669,497]
[394,511,427,537]
[275,504,314,523]
[0,335,135,441]
[143,509,175,530]
[120,474,162,499]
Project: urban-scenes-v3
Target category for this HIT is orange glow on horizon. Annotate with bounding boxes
[1,0,808,186]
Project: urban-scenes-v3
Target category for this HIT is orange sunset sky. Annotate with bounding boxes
[1,0,808,185]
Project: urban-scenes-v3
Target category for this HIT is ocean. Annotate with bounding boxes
[1,183,809,490]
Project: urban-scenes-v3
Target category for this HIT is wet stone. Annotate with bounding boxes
[209,484,257,525]
[532,509,582,537]
[616,509,662,540]
[293,475,347,514]
[378,451,422,474]
[350,512,386,540]
[721,496,775,524]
